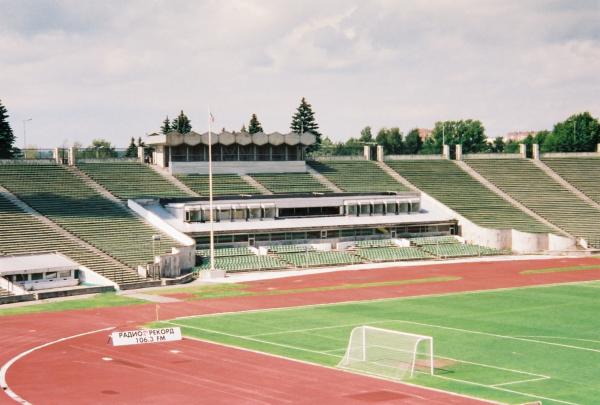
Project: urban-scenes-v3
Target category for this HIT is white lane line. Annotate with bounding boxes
[181,335,501,405]
[516,336,600,345]
[491,376,550,387]
[165,321,341,359]
[435,375,579,405]
[377,319,600,354]
[0,327,115,405]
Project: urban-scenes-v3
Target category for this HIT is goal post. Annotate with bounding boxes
[338,326,434,380]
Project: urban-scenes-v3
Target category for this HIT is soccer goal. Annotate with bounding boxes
[338,326,434,380]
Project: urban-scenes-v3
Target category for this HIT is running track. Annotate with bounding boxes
[2,257,600,404]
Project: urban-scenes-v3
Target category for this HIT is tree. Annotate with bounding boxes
[240,124,247,132]
[160,116,171,134]
[171,110,192,134]
[0,100,17,159]
[290,97,322,152]
[422,120,487,157]
[490,137,505,153]
[359,126,373,143]
[137,136,145,147]
[505,140,520,153]
[376,127,404,154]
[248,114,264,134]
[542,112,600,152]
[125,137,137,157]
[404,129,423,155]
[87,138,116,158]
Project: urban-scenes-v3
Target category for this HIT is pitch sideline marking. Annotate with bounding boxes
[180,335,502,405]
[0,327,115,405]
[165,321,341,359]
[434,375,579,405]
[168,321,564,405]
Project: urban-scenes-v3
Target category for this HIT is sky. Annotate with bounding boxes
[1,0,599,148]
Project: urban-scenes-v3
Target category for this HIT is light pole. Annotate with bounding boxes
[22,118,32,151]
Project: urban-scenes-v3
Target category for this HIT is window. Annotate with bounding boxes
[59,271,72,278]
[233,234,249,242]
[386,202,397,215]
[46,272,58,279]
[345,203,358,216]
[31,273,43,281]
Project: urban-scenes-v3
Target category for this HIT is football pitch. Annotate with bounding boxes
[159,282,600,405]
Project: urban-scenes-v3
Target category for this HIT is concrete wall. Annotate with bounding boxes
[385,155,444,160]
[541,152,600,158]
[462,153,522,159]
[79,266,119,289]
[548,233,576,251]
[128,199,196,272]
[170,160,307,174]
[511,229,547,253]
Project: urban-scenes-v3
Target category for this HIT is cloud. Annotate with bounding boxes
[0,0,598,147]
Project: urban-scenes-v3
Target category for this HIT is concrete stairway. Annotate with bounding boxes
[241,174,272,195]
[306,166,342,192]
[148,164,199,197]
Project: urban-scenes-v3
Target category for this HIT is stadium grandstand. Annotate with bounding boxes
[1,137,600,302]
[465,157,600,248]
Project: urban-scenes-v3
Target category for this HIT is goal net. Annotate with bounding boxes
[338,326,434,380]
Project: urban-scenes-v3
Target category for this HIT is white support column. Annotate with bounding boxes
[597,143,600,154]
[68,147,76,166]
[376,145,384,162]
[519,143,527,158]
[532,143,540,160]
[455,144,463,161]
[442,144,450,159]
[363,145,371,160]
[52,147,61,164]
[137,146,145,163]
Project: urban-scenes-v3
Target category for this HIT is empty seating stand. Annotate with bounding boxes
[355,246,433,262]
[0,194,144,286]
[196,247,286,271]
[385,160,552,234]
[543,157,600,204]
[176,173,260,196]
[0,163,181,269]
[77,161,190,200]
[249,172,330,193]
[466,158,600,249]
[308,160,409,192]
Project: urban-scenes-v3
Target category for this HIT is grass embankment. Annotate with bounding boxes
[0,292,144,317]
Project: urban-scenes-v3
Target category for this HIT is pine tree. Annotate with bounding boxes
[290,97,322,152]
[240,124,247,132]
[161,116,171,134]
[248,114,264,134]
[137,136,145,147]
[171,111,192,134]
[125,137,137,157]
[0,100,17,159]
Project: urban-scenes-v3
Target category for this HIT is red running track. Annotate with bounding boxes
[2,256,600,404]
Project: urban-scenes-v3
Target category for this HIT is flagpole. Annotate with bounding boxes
[208,108,215,272]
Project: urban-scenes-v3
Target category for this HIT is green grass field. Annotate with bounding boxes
[158,282,600,405]
[0,292,144,317]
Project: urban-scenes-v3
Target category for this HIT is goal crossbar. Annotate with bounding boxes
[338,325,434,380]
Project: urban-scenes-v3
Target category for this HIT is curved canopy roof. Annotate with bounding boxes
[147,131,316,147]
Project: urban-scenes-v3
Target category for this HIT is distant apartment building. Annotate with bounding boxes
[418,128,432,140]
